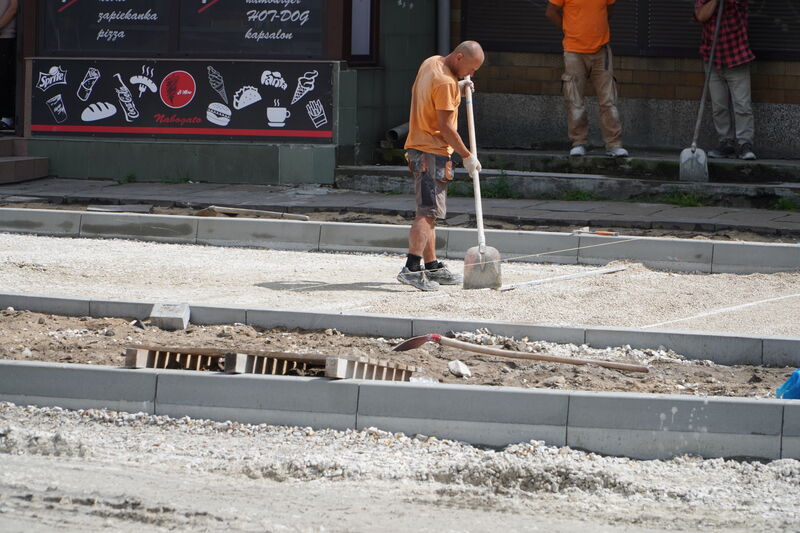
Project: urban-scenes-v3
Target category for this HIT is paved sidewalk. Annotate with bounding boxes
[1,177,800,236]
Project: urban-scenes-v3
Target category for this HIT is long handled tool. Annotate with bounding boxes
[679,0,725,182]
[393,334,649,373]
[462,77,502,290]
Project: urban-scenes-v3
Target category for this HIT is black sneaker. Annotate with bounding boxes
[739,142,756,160]
[425,261,463,285]
[397,267,439,291]
[708,139,736,159]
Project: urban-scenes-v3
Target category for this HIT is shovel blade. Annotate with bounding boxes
[679,147,709,182]
[392,335,434,352]
[463,245,502,290]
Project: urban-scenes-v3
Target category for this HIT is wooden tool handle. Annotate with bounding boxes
[437,335,649,373]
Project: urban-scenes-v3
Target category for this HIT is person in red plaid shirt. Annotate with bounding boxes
[694,0,756,160]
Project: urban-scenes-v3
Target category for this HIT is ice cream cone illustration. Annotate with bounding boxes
[291,70,318,105]
[207,66,228,105]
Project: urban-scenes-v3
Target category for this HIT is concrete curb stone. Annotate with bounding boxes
[196,217,322,251]
[247,308,414,338]
[1,360,796,459]
[154,371,359,430]
[3,293,800,368]
[0,293,91,316]
[0,208,81,236]
[79,213,199,243]
[190,305,248,325]
[2,208,800,274]
[412,317,586,346]
[566,391,785,460]
[90,299,154,320]
[711,241,800,274]
[762,337,800,368]
[585,327,764,365]
[0,360,157,414]
[578,235,714,273]
[445,228,580,264]
[356,381,569,448]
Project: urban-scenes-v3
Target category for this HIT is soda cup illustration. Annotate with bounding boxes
[114,73,139,122]
[45,94,68,123]
[77,68,101,102]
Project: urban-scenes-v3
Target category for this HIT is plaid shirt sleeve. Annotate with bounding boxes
[698,0,755,69]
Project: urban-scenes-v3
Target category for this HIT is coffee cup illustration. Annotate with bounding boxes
[267,100,290,127]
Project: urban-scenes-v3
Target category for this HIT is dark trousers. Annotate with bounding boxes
[0,38,15,118]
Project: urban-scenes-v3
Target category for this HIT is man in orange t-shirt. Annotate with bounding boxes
[546,0,627,157]
[398,41,484,292]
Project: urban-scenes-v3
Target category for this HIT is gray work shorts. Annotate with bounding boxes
[406,149,452,219]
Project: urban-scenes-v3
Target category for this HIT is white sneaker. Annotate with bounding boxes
[606,146,629,158]
[569,145,587,157]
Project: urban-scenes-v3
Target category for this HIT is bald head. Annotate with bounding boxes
[445,41,485,79]
[453,41,485,61]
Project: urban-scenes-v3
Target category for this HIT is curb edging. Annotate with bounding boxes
[1,208,799,274]
[2,292,799,368]
[0,360,796,460]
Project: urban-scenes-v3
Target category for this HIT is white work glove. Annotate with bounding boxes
[463,153,482,177]
[458,78,475,95]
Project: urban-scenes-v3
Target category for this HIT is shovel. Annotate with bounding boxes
[393,334,649,373]
[679,0,725,182]
[462,77,502,289]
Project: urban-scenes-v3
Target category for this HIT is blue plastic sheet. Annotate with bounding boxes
[776,369,800,400]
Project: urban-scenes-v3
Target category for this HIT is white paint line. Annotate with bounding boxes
[642,292,800,329]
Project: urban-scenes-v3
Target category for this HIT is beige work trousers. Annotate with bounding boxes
[708,62,754,146]
[562,45,623,150]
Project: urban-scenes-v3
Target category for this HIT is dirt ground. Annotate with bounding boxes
[0,308,791,398]
[1,200,795,243]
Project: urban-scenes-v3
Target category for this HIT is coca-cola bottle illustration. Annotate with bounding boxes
[114,73,139,122]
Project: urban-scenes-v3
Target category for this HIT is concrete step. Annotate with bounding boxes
[0,156,50,184]
[335,165,800,209]
[374,147,800,184]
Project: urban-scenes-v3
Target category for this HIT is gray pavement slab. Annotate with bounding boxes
[87,204,154,213]
[90,299,155,320]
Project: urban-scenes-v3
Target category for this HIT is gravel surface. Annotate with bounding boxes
[1,233,800,337]
[0,310,793,397]
[1,402,798,532]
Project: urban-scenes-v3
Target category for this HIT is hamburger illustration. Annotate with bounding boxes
[207,102,231,126]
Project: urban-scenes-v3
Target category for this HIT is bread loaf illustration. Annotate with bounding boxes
[81,102,118,122]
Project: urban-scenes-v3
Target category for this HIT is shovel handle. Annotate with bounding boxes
[435,335,649,373]
[692,0,725,146]
[464,77,487,251]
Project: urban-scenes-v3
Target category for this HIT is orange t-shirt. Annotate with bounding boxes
[550,0,616,54]
[405,56,460,157]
